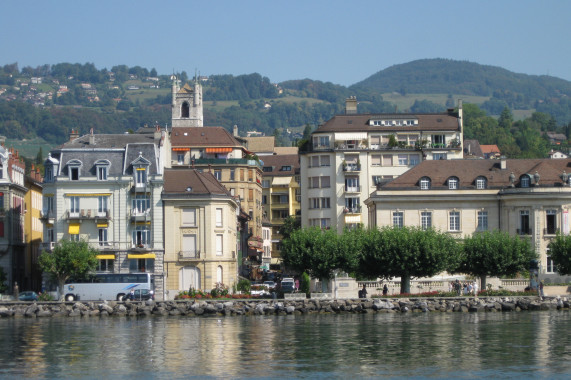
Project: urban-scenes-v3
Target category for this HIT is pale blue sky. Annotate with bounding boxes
[2,0,570,86]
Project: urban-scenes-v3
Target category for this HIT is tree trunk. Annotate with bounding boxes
[480,275,487,292]
[400,275,411,294]
[58,279,65,302]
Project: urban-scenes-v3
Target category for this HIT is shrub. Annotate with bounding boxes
[236,278,251,293]
[38,292,54,301]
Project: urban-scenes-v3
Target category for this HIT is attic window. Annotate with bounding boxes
[263,167,273,172]
[420,177,431,190]
[520,175,530,188]
[280,166,292,171]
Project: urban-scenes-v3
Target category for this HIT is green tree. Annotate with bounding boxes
[459,230,537,289]
[279,216,301,241]
[281,227,358,281]
[38,240,99,300]
[359,227,460,294]
[498,107,514,130]
[547,234,571,275]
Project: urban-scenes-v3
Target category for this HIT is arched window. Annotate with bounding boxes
[419,177,431,190]
[217,265,223,284]
[475,176,487,189]
[447,176,459,190]
[181,101,190,118]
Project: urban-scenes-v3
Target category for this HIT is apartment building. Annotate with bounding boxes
[260,154,300,264]
[0,146,26,293]
[24,167,43,291]
[41,128,167,299]
[365,158,571,278]
[163,169,238,298]
[300,98,463,232]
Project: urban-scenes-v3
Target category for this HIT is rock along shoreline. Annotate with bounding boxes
[0,296,569,318]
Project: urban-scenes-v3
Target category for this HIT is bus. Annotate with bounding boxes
[63,273,153,301]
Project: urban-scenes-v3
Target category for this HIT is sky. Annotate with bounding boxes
[2,0,571,87]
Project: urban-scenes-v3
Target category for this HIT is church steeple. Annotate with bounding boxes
[171,74,203,128]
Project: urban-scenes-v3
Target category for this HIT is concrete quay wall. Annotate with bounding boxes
[0,296,570,318]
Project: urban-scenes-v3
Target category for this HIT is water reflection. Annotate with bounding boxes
[0,312,570,378]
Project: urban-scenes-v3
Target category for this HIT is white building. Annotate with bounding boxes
[300,98,464,232]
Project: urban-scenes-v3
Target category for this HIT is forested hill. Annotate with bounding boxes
[1,59,571,161]
[352,58,571,99]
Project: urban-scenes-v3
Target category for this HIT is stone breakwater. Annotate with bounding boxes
[0,296,569,318]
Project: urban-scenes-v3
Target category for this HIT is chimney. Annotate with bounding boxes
[233,125,239,137]
[345,96,357,115]
[70,129,79,141]
[89,128,95,145]
[500,156,507,170]
[154,125,161,140]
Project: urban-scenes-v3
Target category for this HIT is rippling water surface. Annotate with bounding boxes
[1,311,570,379]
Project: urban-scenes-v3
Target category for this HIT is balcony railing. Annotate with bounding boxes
[343,164,361,172]
[179,250,201,260]
[183,158,263,169]
[343,206,362,214]
[544,228,558,236]
[65,209,111,221]
[344,186,361,193]
[41,242,56,251]
[517,228,532,236]
[130,209,151,221]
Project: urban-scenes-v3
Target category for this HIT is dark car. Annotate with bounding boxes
[18,291,39,301]
[132,289,154,301]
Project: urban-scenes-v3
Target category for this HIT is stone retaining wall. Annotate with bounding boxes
[0,296,570,318]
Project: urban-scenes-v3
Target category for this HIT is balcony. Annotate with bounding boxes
[343,206,362,214]
[344,186,361,194]
[186,158,263,169]
[40,210,56,224]
[95,241,120,250]
[517,228,532,236]
[343,164,361,173]
[41,242,56,252]
[131,243,152,251]
[179,250,201,260]
[130,209,152,222]
[65,209,111,221]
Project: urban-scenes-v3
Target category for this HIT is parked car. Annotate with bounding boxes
[250,283,269,296]
[127,289,154,301]
[263,281,276,290]
[280,278,295,293]
[18,291,39,301]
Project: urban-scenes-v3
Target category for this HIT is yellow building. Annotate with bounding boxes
[366,158,571,279]
[24,167,43,291]
[163,169,239,299]
[260,154,300,265]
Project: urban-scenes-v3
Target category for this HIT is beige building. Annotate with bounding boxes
[163,169,238,298]
[365,158,571,277]
[300,98,463,233]
[260,154,301,264]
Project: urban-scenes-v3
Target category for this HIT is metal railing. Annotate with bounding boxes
[179,250,201,260]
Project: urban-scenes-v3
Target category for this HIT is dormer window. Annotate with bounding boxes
[420,177,431,190]
[448,177,459,190]
[135,168,147,187]
[520,175,530,188]
[476,176,487,189]
[95,159,110,181]
[66,160,83,181]
[45,165,53,182]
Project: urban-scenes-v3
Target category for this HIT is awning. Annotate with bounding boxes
[97,223,108,228]
[128,253,156,259]
[96,254,115,260]
[335,132,367,141]
[206,147,233,153]
[345,215,362,224]
[272,176,292,186]
[172,147,190,151]
[68,223,80,234]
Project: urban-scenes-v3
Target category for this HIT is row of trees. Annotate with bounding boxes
[281,226,539,294]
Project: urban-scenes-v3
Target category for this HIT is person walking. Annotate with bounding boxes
[383,284,388,296]
[361,285,368,299]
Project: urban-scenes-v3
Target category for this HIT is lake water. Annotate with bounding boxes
[1,311,570,379]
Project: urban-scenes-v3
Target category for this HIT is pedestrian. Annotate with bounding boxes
[383,284,388,296]
[361,285,368,298]
[539,281,544,297]
[473,281,478,296]
[128,289,135,301]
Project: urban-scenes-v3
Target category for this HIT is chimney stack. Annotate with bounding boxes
[233,125,239,137]
[345,96,357,115]
[500,156,507,170]
[89,128,95,145]
[70,129,79,141]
